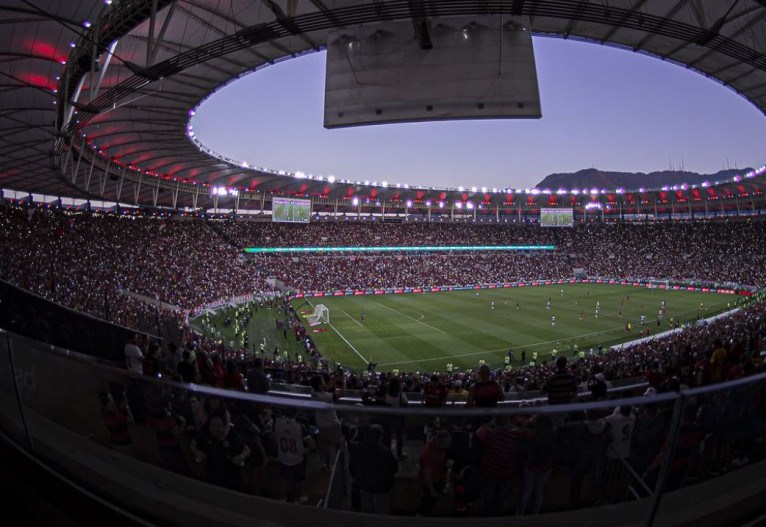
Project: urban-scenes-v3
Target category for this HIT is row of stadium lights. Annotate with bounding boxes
[10,199,765,223]
[184,113,766,199]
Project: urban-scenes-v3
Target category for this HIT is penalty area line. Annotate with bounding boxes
[307,301,368,366]
[341,310,364,327]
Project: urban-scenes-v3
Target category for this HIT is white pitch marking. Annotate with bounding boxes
[341,310,364,327]
[307,301,367,365]
[375,302,447,334]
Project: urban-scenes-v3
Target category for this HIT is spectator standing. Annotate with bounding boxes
[384,377,409,461]
[311,374,344,471]
[475,415,524,516]
[98,391,133,453]
[124,333,144,374]
[246,357,271,395]
[350,424,399,514]
[274,407,310,503]
[177,349,197,383]
[543,356,578,405]
[191,410,249,492]
[517,414,555,515]
[417,430,452,516]
[466,365,505,408]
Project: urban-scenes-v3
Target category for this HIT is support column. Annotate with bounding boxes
[71,145,84,184]
[134,172,142,205]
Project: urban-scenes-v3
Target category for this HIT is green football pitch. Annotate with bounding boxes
[295,284,735,372]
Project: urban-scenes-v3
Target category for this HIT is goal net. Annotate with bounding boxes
[306,304,329,326]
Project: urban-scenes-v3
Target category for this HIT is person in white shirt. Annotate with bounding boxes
[124,334,144,374]
[274,407,311,503]
[601,405,636,501]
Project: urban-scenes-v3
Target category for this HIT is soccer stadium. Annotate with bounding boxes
[1,1,766,526]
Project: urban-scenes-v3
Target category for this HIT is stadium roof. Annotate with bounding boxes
[1,0,766,212]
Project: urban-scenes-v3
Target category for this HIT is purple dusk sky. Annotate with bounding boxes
[192,36,766,190]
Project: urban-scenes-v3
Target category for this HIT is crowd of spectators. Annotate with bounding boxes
[217,218,766,288]
[4,205,766,328]
[3,203,766,392]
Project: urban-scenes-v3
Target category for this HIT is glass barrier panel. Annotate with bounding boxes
[0,332,29,448]
[9,331,766,524]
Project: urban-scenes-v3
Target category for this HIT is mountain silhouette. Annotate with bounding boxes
[535,167,752,190]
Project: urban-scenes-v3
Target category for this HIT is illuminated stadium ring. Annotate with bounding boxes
[4,1,766,209]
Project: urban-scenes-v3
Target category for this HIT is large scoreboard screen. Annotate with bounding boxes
[272,197,311,223]
[540,208,574,227]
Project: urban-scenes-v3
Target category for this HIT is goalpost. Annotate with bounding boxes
[306,304,330,326]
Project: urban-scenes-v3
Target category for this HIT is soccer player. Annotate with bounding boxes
[579,310,584,320]
[560,288,564,297]
[640,314,646,325]
[551,315,556,326]
[516,301,520,309]
[491,301,495,310]
[546,300,551,310]
[361,311,367,322]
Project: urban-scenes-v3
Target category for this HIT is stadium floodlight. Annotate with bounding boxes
[438,201,444,208]
[455,202,463,209]
[481,187,487,193]
[458,186,464,192]
[471,186,478,192]
[327,175,336,183]
[352,197,359,206]
[295,171,306,179]
[425,200,431,207]
[466,201,474,209]
[381,181,388,187]
[406,200,413,207]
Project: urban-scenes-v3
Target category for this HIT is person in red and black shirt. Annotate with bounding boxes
[422,374,448,440]
[475,415,524,516]
[542,356,577,406]
[467,365,505,408]
[422,375,447,408]
[147,394,188,475]
[417,430,452,516]
[99,391,133,453]
[191,409,250,492]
